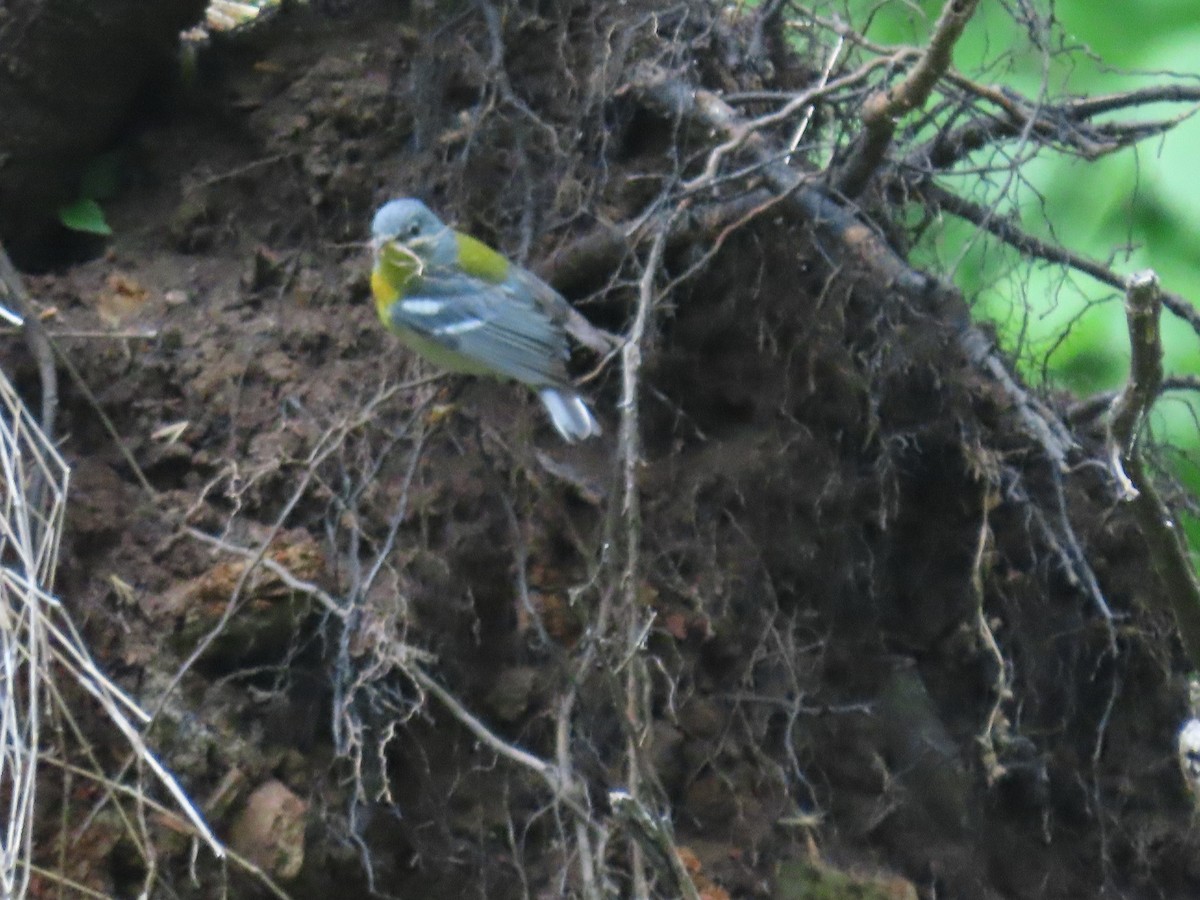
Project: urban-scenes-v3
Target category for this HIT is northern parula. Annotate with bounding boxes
[370,198,602,442]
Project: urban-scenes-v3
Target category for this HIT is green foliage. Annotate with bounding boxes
[834,0,1200,539]
[58,150,122,236]
[57,198,112,236]
[838,0,1200,381]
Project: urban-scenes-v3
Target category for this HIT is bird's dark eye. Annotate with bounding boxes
[407,222,421,237]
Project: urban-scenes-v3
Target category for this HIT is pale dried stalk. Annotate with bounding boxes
[0,368,224,900]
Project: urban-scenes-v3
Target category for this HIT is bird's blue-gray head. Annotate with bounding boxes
[371,198,456,265]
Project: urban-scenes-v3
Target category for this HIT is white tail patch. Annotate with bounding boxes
[537,388,601,443]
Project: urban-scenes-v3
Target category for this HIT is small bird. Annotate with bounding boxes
[369,198,604,442]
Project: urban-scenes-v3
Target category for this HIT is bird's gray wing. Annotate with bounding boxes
[388,272,571,386]
[508,266,622,355]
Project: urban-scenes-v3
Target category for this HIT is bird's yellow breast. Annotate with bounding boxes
[371,266,400,325]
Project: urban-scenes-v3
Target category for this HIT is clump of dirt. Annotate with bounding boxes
[6,1,1199,898]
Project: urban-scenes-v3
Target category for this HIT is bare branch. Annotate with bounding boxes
[1070,375,1200,424]
[911,76,1200,172]
[543,191,772,298]
[615,214,671,900]
[1067,83,1200,118]
[835,0,981,197]
[631,69,930,295]
[1108,272,1164,497]
[970,486,1011,786]
[683,53,899,191]
[608,790,701,900]
[913,178,1200,338]
[1104,270,1200,669]
[404,662,601,832]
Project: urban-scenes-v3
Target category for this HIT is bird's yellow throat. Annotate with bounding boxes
[371,241,422,324]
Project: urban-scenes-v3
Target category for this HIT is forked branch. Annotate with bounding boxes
[835,0,981,197]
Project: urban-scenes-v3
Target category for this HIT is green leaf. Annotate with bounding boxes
[58,198,113,236]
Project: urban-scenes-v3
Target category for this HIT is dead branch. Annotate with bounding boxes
[683,53,901,192]
[629,69,931,296]
[835,0,981,198]
[608,790,701,900]
[1108,272,1164,498]
[971,485,1011,785]
[407,663,559,784]
[542,191,771,299]
[616,217,670,900]
[911,178,1200,338]
[404,662,602,832]
[914,77,1198,171]
[1070,375,1200,424]
[1106,270,1200,667]
[186,527,344,616]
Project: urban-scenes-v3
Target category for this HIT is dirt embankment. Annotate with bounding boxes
[4,3,1196,897]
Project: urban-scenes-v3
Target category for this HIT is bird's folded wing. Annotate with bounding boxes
[388,274,571,386]
[508,266,622,355]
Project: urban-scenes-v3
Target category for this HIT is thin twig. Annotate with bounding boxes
[682,53,900,191]
[186,527,344,615]
[913,179,1200,338]
[406,662,605,834]
[617,219,669,900]
[0,242,56,442]
[916,76,1200,171]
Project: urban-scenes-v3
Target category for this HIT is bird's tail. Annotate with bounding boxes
[537,388,601,443]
